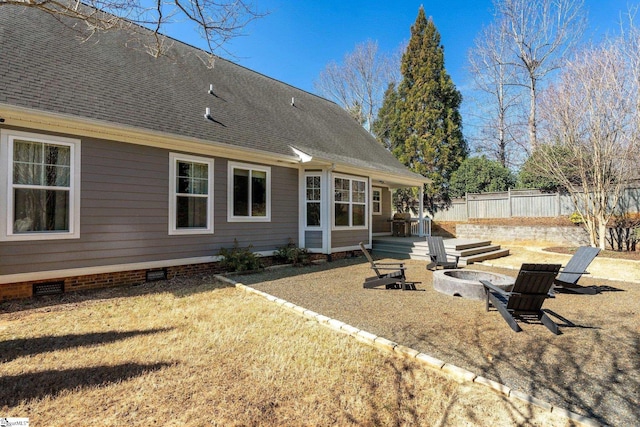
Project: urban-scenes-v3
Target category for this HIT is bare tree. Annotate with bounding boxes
[314,40,398,133]
[467,19,523,167]
[534,44,640,249]
[620,6,640,111]
[496,0,586,149]
[0,0,265,59]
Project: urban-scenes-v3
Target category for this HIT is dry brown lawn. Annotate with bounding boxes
[0,275,576,426]
[241,254,639,427]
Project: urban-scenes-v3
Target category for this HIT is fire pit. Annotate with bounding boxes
[432,269,514,301]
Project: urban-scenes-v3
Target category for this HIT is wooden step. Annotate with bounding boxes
[443,239,492,251]
[452,244,502,258]
[461,248,510,265]
[371,236,510,266]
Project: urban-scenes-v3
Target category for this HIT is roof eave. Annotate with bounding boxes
[0,103,302,166]
[0,104,430,187]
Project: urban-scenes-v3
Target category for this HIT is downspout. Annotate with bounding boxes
[298,166,305,249]
[323,163,336,256]
[419,186,425,237]
[368,177,373,247]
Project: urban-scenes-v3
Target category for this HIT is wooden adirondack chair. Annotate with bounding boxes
[481,263,562,334]
[554,246,600,295]
[359,242,419,290]
[426,236,459,271]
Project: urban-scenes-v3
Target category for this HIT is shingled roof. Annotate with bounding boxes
[0,6,426,185]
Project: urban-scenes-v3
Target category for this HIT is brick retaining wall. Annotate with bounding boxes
[456,224,590,246]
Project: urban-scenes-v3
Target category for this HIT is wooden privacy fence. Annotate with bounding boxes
[432,188,640,222]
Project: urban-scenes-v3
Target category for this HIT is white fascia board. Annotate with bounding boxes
[0,104,302,168]
[0,104,429,186]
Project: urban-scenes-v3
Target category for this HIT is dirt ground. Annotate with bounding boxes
[483,245,640,283]
[238,249,640,427]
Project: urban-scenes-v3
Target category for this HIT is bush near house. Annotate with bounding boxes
[218,240,264,272]
[274,239,312,266]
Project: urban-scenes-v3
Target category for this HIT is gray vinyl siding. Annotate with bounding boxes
[0,135,298,276]
[331,229,369,249]
[214,158,298,251]
[372,188,392,233]
[305,230,323,249]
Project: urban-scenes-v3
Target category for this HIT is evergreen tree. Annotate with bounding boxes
[449,156,515,197]
[373,83,400,151]
[376,7,467,213]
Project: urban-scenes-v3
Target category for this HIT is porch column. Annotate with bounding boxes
[418,185,424,237]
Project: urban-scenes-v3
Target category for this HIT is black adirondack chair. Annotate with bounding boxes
[359,242,419,290]
[426,236,459,271]
[481,263,562,334]
[554,246,600,294]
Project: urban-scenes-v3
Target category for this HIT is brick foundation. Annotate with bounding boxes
[0,252,348,302]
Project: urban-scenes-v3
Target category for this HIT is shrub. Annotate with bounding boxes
[274,239,311,266]
[569,211,584,225]
[606,213,640,252]
[218,239,263,272]
[450,156,515,198]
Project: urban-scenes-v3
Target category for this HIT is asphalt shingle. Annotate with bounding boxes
[0,5,424,183]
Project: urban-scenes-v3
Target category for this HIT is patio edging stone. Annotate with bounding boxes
[220,275,601,427]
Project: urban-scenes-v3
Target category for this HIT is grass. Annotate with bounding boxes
[0,275,572,426]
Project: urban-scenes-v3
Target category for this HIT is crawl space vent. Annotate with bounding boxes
[146,269,168,282]
[33,281,65,296]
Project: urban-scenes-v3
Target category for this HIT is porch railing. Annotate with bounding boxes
[410,217,432,237]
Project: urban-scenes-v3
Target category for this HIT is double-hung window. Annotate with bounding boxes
[228,161,271,222]
[169,153,214,235]
[1,130,80,241]
[333,175,367,228]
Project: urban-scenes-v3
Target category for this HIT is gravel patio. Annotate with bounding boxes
[237,251,639,427]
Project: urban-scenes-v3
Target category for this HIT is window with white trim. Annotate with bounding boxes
[228,161,271,222]
[372,188,382,215]
[305,174,321,227]
[1,130,80,241]
[169,153,214,234]
[333,175,367,228]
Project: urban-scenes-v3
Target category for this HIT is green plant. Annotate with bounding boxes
[569,211,584,225]
[274,239,311,266]
[218,239,263,272]
[449,156,516,198]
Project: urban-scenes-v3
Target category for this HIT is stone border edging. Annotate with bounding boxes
[216,275,601,427]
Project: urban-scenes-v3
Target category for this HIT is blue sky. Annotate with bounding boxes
[174,0,635,95]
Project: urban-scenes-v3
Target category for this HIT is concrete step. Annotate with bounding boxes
[372,249,430,262]
[372,246,431,259]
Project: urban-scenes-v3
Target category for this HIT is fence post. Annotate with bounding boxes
[508,188,512,218]
[465,192,469,221]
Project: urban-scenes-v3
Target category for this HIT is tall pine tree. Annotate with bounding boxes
[375,7,467,213]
